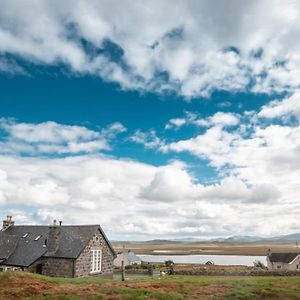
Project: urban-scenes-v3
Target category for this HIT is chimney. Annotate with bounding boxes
[47,219,60,253]
[2,216,15,230]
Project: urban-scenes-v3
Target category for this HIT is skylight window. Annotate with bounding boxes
[22,233,28,238]
[34,235,41,241]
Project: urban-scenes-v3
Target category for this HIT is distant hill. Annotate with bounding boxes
[212,236,264,243]
[112,233,300,244]
[138,239,182,244]
[112,239,181,244]
[216,233,300,243]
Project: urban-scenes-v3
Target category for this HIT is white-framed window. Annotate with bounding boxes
[91,249,102,273]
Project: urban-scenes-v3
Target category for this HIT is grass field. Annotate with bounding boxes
[1,271,300,299]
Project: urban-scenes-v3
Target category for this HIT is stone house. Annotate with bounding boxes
[0,216,116,277]
[114,250,142,267]
[267,251,300,271]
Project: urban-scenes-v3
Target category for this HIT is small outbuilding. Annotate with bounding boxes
[114,250,141,267]
[0,216,116,277]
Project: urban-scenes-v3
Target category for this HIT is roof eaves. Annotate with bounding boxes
[98,226,117,258]
[289,255,300,265]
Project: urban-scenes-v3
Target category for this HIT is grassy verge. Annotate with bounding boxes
[1,271,300,299]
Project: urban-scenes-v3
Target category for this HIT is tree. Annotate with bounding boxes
[165,260,175,275]
[253,260,267,269]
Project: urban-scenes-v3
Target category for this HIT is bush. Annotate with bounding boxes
[253,260,267,270]
[165,260,175,275]
[164,260,175,268]
[127,263,143,270]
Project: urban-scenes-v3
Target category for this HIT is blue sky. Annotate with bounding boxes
[1,0,300,240]
[0,72,274,172]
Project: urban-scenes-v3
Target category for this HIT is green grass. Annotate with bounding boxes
[2,271,300,299]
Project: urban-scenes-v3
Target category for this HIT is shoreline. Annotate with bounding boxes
[112,241,298,256]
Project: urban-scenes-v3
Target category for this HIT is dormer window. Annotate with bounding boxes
[22,233,29,238]
[34,235,41,241]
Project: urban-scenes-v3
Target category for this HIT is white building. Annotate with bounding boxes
[267,252,300,271]
[114,250,141,267]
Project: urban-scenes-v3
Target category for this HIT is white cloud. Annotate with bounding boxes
[165,112,240,129]
[199,177,280,204]
[259,92,300,120]
[0,119,126,155]
[0,118,291,239]
[154,95,300,238]
[129,129,163,149]
[101,122,127,139]
[140,162,197,202]
[208,112,240,127]
[1,1,300,97]
[0,153,287,239]
[165,118,186,129]
[161,126,239,168]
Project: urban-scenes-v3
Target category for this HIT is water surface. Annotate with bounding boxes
[139,254,266,266]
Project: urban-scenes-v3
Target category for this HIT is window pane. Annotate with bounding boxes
[98,250,101,271]
[96,251,98,271]
[92,250,96,272]
[91,249,102,272]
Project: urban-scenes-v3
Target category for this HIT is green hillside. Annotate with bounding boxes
[1,271,300,299]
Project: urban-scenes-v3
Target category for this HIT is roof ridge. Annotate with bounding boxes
[12,224,100,227]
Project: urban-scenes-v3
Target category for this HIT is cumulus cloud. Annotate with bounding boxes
[129,129,163,149]
[0,153,286,239]
[207,112,240,127]
[161,126,239,168]
[1,106,299,238]
[165,118,186,129]
[165,112,240,129]
[101,122,127,139]
[0,119,126,155]
[140,162,197,202]
[1,0,300,97]
[163,115,300,179]
[0,118,289,238]
[199,177,280,203]
[152,95,300,232]
[258,92,300,120]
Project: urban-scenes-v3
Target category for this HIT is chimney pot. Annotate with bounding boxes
[2,215,15,230]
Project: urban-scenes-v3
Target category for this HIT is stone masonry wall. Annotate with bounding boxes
[27,259,43,273]
[75,231,114,277]
[42,258,74,277]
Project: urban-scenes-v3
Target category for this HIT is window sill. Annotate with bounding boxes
[90,271,102,274]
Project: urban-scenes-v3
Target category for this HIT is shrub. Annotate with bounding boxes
[253,260,267,270]
[165,260,175,275]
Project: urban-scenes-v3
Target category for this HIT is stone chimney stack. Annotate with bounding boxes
[47,219,60,253]
[2,215,15,230]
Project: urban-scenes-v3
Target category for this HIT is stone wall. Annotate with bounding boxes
[75,231,114,277]
[173,269,300,276]
[27,259,43,274]
[42,258,74,277]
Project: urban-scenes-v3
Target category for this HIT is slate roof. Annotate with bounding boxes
[0,225,116,267]
[268,252,299,263]
[0,234,19,260]
[127,251,141,262]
